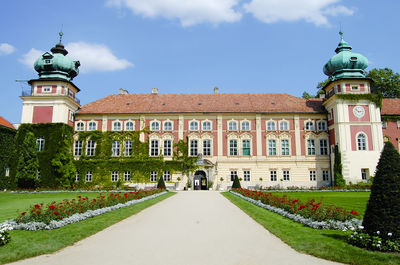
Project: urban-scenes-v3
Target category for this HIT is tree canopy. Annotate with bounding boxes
[367,68,400,98]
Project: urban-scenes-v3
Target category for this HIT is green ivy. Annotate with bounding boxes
[336,93,383,109]
[0,126,16,189]
[381,115,400,122]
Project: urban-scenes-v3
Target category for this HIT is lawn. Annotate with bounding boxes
[271,191,370,217]
[0,191,175,264]
[0,192,104,222]
[223,192,400,265]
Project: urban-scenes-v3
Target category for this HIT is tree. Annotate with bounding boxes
[232,174,241,189]
[51,136,76,188]
[157,174,166,189]
[333,145,345,186]
[15,131,39,188]
[367,68,400,98]
[362,141,400,240]
[302,91,312,99]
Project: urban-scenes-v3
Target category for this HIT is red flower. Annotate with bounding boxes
[67,211,70,215]
[53,211,58,216]
[34,204,41,209]
[21,211,27,215]
[350,210,358,215]
[36,211,41,214]
[49,205,56,210]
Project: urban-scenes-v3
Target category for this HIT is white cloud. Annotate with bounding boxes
[66,42,133,73]
[243,0,354,26]
[0,43,16,55]
[106,0,242,26]
[20,43,132,73]
[19,48,44,68]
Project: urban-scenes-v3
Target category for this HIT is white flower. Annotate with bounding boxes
[377,231,380,234]
[388,232,392,236]
[359,225,364,229]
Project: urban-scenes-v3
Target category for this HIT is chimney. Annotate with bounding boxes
[152,88,158,94]
[119,88,129,95]
[319,93,326,99]
[214,86,219,94]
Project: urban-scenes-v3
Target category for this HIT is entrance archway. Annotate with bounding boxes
[193,170,207,190]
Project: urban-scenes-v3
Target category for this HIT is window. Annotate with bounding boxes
[74,140,83,156]
[243,170,251,181]
[69,111,74,121]
[230,171,238,181]
[150,140,159,156]
[85,171,92,182]
[268,139,276,156]
[76,122,84,131]
[281,139,289,156]
[270,170,277,181]
[113,121,122,131]
[151,121,160,131]
[86,140,95,156]
[203,139,211,156]
[202,121,211,131]
[37,137,45,152]
[189,121,199,131]
[319,139,328,155]
[88,121,97,131]
[307,139,316,155]
[43,86,51,93]
[382,121,387,129]
[5,167,10,177]
[267,121,276,131]
[351,85,359,91]
[317,121,327,131]
[68,90,74,98]
[124,171,131,181]
[357,133,367,150]
[75,172,79,182]
[305,121,314,131]
[397,120,400,128]
[126,121,134,131]
[164,121,172,131]
[229,139,238,156]
[241,121,250,131]
[279,121,289,131]
[283,170,290,181]
[37,169,40,179]
[112,141,120,156]
[242,139,251,156]
[111,171,119,182]
[361,168,369,180]
[228,121,238,131]
[150,171,157,182]
[163,171,171,181]
[125,140,133,156]
[163,140,172,156]
[190,140,198,156]
[309,170,316,181]
[322,170,329,181]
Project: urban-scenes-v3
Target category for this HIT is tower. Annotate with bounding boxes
[322,31,384,183]
[20,32,81,125]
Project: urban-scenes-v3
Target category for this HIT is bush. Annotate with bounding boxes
[362,141,400,240]
[232,175,241,189]
[157,175,166,189]
[0,224,12,246]
[333,145,346,187]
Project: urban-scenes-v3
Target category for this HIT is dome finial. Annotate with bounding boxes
[339,29,343,40]
[59,31,63,44]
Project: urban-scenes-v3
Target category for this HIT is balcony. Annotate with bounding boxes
[21,89,80,104]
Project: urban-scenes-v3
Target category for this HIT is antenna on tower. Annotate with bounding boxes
[15,80,31,96]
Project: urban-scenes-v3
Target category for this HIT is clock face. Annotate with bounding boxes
[353,106,365,118]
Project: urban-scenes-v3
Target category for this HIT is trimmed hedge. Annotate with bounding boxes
[0,126,16,189]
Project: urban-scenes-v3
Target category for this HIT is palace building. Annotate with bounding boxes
[18,32,400,190]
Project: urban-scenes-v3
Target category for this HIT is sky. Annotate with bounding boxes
[1,0,400,124]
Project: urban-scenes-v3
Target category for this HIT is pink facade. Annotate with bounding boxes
[350,125,373,151]
[33,106,53,123]
[382,120,400,149]
[348,105,370,122]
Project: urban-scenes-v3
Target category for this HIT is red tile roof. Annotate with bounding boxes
[382,98,400,115]
[0,116,15,129]
[77,93,326,115]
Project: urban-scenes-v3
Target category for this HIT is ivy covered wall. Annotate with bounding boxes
[0,125,16,188]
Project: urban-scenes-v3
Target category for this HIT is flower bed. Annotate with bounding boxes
[0,224,12,246]
[347,228,399,252]
[231,189,361,230]
[2,189,166,231]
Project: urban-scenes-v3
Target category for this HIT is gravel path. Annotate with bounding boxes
[10,191,341,265]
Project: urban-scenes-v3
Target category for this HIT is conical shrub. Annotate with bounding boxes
[157,174,166,189]
[232,175,241,189]
[362,141,400,240]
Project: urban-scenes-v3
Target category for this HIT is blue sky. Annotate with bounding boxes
[1,0,399,124]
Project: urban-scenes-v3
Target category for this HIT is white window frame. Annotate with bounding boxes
[150,140,159,156]
[228,121,238,131]
[243,170,251,181]
[309,170,316,181]
[307,139,316,155]
[124,140,133,156]
[151,121,160,131]
[150,171,157,182]
[382,121,387,129]
[125,121,135,131]
[163,121,173,131]
[85,171,92,182]
[397,120,400,128]
[283,170,290,181]
[42,86,51,93]
[88,121,97,131]
[270,170,277,181]
[113,121,122,131]
[281,139,290,156]
[124,171,131,181]
[75,171,79,182]
[319,139,328,155]
[163,139,172,156]
[268,139,276,156]
[357,133,367,151]
[202,121,212,131]
[361,168,369,180]
[76,122,85,131]
[229,139,238,156]
[189,121,199,131]
[279,120,289,131]
[163,171,171,181]
[86,140,96,156]
[111,171,119,182]
[241,120,250,131]
[305,121,315,131]
[317,121,327,131]
[230,170,238,181]
[203,139,212,156]
[242,139,251,156]
[37,137,45,152]
[112,140,120,157]
[74,140,83,156]
[190,139,198,156]
[322,170,329,181]
[267,121,276,131]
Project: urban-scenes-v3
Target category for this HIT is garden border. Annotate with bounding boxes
[1,191,167,231]
[230,191,362,230]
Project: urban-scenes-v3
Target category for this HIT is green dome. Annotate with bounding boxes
[323,32,368,81]
[34,34,80,81]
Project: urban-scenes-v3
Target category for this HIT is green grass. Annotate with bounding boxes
[0,192,104,222]
[0,192,175,264]
[271,191,370,217]
[223,192,400,265]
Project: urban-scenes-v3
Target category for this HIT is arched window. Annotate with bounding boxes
[241,121,250,131]
[37,137,45,152]
[279,121,289,131]
[164,121,173,131]
[267,121,276,131]
[305,121,314,131]
[76,122,84,131]
[202,121,212,131]
[228,121,238,131]
[126,121,134,131]
[151,121,160,131]
[357,133,367,150]
[88,121,97,131]
[189,121,199,131]
[113,121,122,131]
